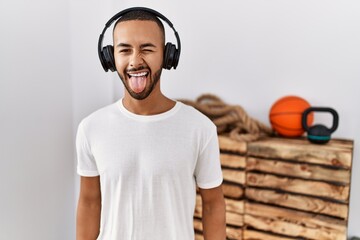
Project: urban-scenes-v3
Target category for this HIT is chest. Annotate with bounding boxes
[91,127,198,178]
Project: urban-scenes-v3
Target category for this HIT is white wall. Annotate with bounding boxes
[70,0,115,125]
[0,0,75,239]
[69,0,115,225]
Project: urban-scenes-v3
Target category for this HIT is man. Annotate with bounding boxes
[76,8,226,240]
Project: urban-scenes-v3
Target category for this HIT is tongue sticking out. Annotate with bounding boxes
[129,76,147,93]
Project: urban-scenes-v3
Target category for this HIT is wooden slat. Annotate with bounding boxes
[245,202,347,240]
[247,157,351,184]
[253,137,354,150]
[246,173,349,202]
[325,138,354,149]
[247,137,353,168]
[219,135,247,154]
[244,214,345,240]
[245,188,349,219]
[194,218,203,232]
[226,226,242,240]
[221,153,246,168]
[195,233,204,240]
[243,229,298,240]
[223,183,244,199]
[194,208,202,219]
[223,169,245,185]
[225,198,245,214]
[227,212,244,227]
[194,195,202,218]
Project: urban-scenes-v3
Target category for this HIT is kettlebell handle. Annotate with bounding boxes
[302,107,339,133]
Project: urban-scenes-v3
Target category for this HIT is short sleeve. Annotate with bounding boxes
[76,120,99,176]
[194,128,223,189]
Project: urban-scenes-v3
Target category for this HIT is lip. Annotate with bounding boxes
[126,70,150,78]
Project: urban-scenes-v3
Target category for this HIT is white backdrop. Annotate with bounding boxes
[0,0,75,239]
[0,0,359,239]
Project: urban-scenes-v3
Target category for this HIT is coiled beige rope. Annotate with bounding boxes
[178,94,274,142]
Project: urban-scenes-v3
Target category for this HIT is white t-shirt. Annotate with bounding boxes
[76,98,223,240]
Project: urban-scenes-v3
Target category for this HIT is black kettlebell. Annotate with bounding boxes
[302,107,339,144]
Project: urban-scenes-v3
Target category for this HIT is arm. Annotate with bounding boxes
[76,176,101,240]
[199,185,226,240]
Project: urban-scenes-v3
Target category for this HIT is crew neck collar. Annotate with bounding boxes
[116,98,182,122]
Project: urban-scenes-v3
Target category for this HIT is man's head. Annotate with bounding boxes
[112,10,166,100]
[113,10,165,46]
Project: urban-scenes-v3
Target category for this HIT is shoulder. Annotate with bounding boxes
[177,102,217,132]
[79,101,118,131]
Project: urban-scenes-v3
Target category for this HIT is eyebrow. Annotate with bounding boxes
[115,43,157,49]
[116,43,132,48]
[140,43,156,49]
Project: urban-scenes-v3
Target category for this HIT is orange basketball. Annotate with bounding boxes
[269,96,314,137]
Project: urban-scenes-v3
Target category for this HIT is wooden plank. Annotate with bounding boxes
[219,135,247,154]
[246,173,349,202]
[223,183,244,199]
[193,218,203,232]
[324,138,354,149]
[195,233,204,240]
[194,195,202,218]
[243,229,298,240]
[245,202,347,240]
[226,226,243,240]
[247,137,353,168]
[244,214,345,240]
[245,188,349,219]
[195,195,244,227]
[223,169,245,185]
[227,212,244,227]
[253,137,354,150]
[225,197,245,214]
[194,207,202,219]
[194,218,203,232]
[247,157,351,184]
[221,153,246,168]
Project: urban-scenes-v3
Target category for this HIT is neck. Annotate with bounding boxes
[122,86,175,115]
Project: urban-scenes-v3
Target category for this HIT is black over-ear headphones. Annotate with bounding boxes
[98,7,181,72]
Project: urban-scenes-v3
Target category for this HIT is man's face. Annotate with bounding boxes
[113,20,164,100]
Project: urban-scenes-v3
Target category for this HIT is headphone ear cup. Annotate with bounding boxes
[163,42,176,70]
[173,48,180,69]
[101,45,116,72]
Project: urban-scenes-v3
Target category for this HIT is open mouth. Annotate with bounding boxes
[127,71,150,93]
[127,71,149,78]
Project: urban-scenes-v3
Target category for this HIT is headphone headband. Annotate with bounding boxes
[98,7,181,72]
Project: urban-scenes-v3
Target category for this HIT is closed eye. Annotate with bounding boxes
[140,43,156,52]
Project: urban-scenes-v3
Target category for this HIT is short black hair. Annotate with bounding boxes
[112,10,165,44]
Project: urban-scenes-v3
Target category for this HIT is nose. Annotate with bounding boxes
[129,51,144,68]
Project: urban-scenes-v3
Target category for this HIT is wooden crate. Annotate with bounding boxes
[194,136,354,240]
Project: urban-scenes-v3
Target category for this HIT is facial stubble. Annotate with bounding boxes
[117,68,162,100]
